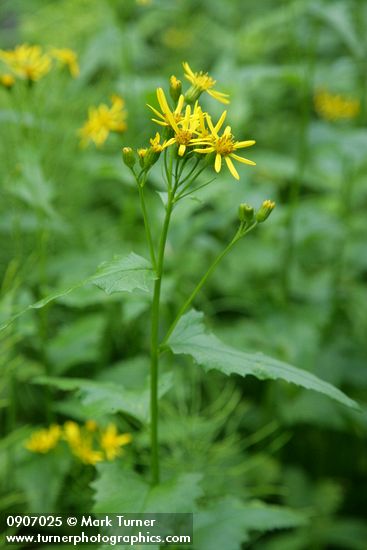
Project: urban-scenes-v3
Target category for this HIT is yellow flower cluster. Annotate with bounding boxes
[314,89,360,121]
[25,420,132,465]
[0,44,79,85]
[79,95,128,148]
[127,62,255,180]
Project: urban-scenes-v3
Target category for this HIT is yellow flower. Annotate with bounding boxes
[183,62,229,104]
[314,89,360,121]
[192,112,256,180]
[149,132,175,152]
[0,44,51,81]
[51,48,79,77]
[148,87,185,129]
[100,424,132,461]
[165,103,201,156]
[0,73,15,88]
[79,95,127,148]
[25,424,61,454]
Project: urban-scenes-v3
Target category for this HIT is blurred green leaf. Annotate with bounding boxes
[33,372,172,423]
[0,252,155,331]
[92,462,203,512]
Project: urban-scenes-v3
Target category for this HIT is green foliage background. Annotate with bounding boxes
[1,0,367,548]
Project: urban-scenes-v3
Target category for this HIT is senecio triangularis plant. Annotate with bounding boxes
[6,62,358,486]
[119,62,358,485]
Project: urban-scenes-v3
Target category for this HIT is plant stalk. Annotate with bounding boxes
[150,192,174,485]
[161,223,256,347]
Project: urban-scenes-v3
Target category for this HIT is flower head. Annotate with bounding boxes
[25,424,61,453]
[100,424,132,461]
[0,44,51,81]
[148,87,185,129]
[161,103,201,156]
[314,89,360,121]
[183,62,229,104]
[192,112,255,180]
[51,48,79,77]
[79,95,127,148]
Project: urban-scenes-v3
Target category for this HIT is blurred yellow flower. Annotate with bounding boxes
[51,48,79,77]
[314,89,360,121]
[63,420,82,447]
[71,437,104,465]
[162,28,192,50]
[136,0,152,4]
[85,419,98,432]
[193,112,256,180]
[25,424,61,453]
[183,62,230,104]
[100,424,132,461]
[0,44,51,81]
[0,73,15,88]
[63,420,103,465]
[79,95,127,147]
[25,420,131,465]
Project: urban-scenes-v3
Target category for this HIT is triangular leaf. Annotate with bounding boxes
[167,310,359,410]
[0,252,155,331]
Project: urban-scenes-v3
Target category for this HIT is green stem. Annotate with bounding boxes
[137,181,157,270]
[161,223,256,347]
[150,190,175,485]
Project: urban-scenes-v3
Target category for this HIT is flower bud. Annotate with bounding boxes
[238,203,254,224]
[256,200,275,223]
[142,148,160,170]
[1,73,15,89]
[169,75,182,102]
[137,148,147,168]
[122,147,136,169]
[185,85,201,104]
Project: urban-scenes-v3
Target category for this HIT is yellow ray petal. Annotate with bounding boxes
[207,89,230,104]
[178,144,186,156]
[193,147,215,153]
[206,115,218,138]
[214,111,227,134]
[230,153,256,166]
[225,156,239,180]
[235,140,256,148]
[214,153,222,173]
[156,88,171,113]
